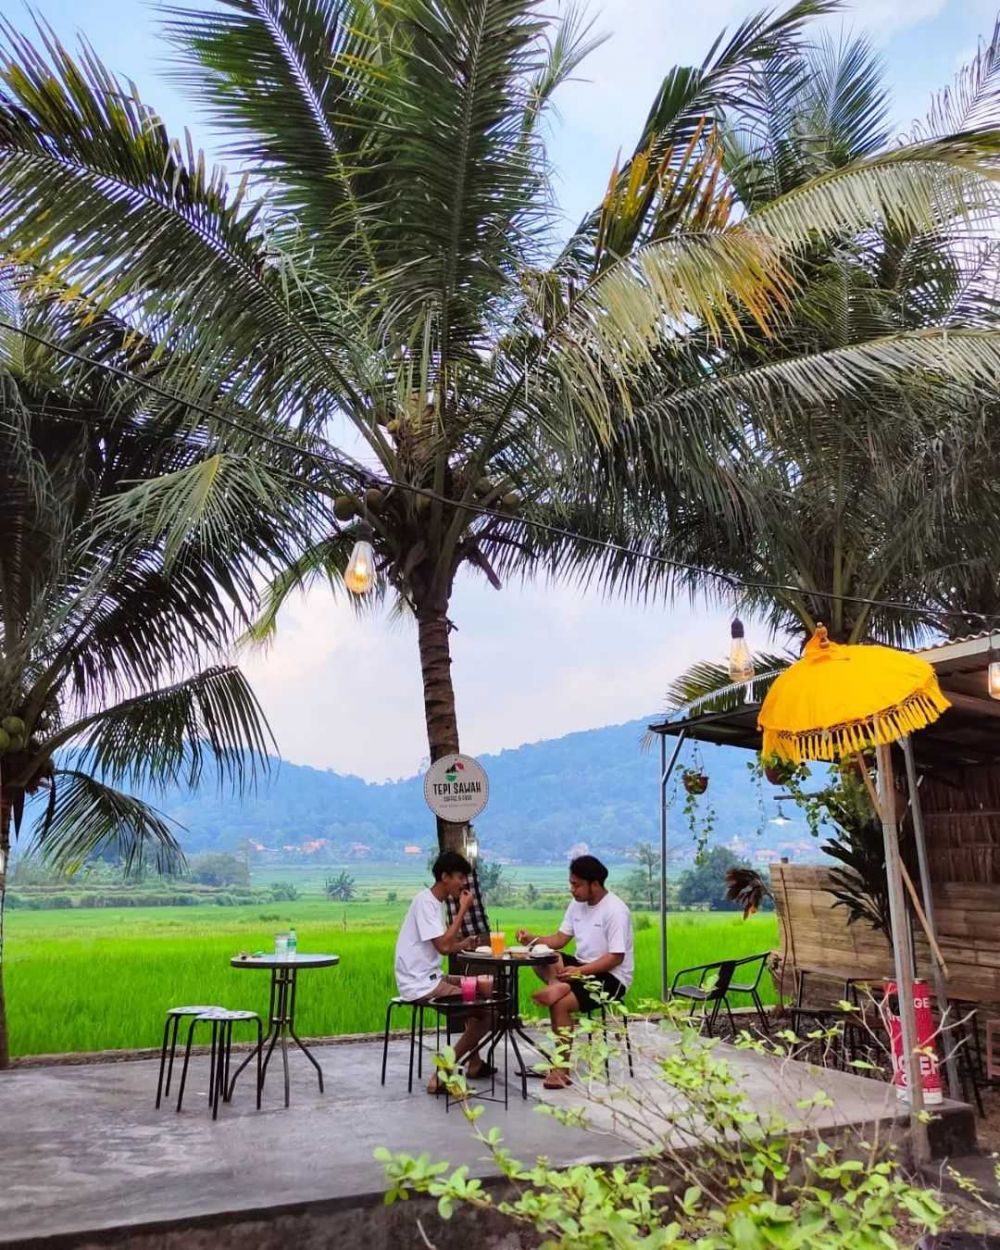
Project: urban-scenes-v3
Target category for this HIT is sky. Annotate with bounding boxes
[5,0,997,779]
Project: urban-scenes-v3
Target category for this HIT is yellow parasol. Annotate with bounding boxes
[757,624,951,1151]
[758,626,950,764]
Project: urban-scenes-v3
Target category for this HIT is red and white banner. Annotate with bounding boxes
[881,979,942,1105]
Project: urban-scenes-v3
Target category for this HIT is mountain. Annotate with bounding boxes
[118,719,820,866]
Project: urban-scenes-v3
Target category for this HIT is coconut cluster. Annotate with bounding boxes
[0,716,26,755]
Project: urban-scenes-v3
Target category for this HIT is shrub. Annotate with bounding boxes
[379,1004,949,1249]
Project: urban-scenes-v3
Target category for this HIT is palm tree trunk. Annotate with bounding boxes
[416,604,466,853]
[0,785,10,1069]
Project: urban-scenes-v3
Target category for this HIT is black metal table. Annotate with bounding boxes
[457,950,557,1098]
[228,953,338,1107]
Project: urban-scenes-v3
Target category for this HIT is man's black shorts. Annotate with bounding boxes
[561,954,627,1013]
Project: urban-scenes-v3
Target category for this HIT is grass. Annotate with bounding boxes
[4,891,778,1058]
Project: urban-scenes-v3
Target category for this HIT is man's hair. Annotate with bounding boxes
[569,854,608,886]
[432,850,472,881]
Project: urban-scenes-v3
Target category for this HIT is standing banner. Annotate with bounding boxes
[882,979,942,1104]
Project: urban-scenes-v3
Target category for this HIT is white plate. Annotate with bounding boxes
[532,944,553,955]
[474,946,493,955]
[507,946,529,956]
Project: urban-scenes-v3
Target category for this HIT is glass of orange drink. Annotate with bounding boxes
[489,931,506,957]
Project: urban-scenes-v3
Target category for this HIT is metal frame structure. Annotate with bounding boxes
[648,636,1000,1158]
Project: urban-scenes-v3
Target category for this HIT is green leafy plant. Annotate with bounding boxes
[377,1002,952,1249]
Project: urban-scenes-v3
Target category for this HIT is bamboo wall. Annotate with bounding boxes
[771,864,1000,1006]
[919,765,1000,885]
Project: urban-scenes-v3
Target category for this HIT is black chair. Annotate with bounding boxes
[155,1005,221,1109]
[174,1008,263,1120]
[428,994,510,1110]
[585,1001,635,1079]
[380,997,429,1093]
[948,1004,986,1116]
[723,953,772,1036]
[669,959,738,1036]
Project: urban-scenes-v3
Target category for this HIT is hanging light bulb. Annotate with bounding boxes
[465,828,479,864]
[344,522,376,595]
[990,661,1000,701]
[728,617,755,683]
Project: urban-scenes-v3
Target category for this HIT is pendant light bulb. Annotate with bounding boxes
[989,660,1000,701]
[344,523,376,596]
[728,617,755,683]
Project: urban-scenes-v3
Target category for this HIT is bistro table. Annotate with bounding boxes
[458,949,557,1099]
[228,953,339,1107]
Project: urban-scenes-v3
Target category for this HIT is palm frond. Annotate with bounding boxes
[29,770,184,875]
[47,666,274,793]
[725,866,772,919]
[664,652,791,715]
[915,14,1000,139]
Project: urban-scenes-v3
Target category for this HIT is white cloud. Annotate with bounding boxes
[240,579,747,781]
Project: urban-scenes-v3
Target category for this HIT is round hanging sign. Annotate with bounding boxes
[423,753,489,823]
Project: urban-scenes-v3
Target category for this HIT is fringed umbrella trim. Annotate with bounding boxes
[760,686,950,764]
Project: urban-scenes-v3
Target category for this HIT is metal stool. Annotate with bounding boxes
[155,1006,220,1109]
[380,997,429,1093]
[175,1008,263,1119]
[428,994,509,1111]
[586,1002,635,1079]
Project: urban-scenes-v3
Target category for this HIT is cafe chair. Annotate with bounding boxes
[380,997,429,1093]
[174,1008,263,1120]
[669,959,738,1037]
[155,1005,221,1109]
[585,1000,635,1080]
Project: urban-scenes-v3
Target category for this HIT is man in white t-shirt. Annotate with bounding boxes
[516,854,633,1089]
[394,850,494,1094]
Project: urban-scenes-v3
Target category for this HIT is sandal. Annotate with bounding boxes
[542,1073,572,1090]
[465,1061,498,1080]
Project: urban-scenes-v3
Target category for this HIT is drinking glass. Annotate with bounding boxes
[489,931,505,957]
[274,933,289,958]
[460,976,477,1004]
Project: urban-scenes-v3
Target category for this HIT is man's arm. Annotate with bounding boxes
[559,950,623,979]
[432,890,477,955]
[515,927,572,950]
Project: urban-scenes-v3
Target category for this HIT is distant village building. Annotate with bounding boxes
[403,845,422,856]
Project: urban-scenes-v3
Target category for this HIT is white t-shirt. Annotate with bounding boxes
[395,887,446,1001]
[559,890,634,989]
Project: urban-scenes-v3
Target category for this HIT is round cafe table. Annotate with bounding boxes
[457,949,557,1098]
[228,953,339,1107]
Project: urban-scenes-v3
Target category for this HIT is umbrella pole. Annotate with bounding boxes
[901,736,960,1102]
[876,743,929,1164]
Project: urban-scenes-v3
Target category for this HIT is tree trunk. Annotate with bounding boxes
[0,786,10,1069]
[416,604,466,853]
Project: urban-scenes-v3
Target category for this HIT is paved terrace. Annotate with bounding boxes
[0,1025,978,1249]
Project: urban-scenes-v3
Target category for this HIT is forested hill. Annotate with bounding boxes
[115,718,816,865]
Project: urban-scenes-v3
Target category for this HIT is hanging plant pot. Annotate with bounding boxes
[759,753,797,787]
[681,769,708,796]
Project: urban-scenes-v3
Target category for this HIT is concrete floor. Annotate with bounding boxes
[0,1022,976,1246]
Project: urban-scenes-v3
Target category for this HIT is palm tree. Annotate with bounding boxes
[0,300,308,1066]
[636,27,1000,657]
[2,0,1000,880]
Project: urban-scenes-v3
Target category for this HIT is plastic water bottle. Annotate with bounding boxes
[287,927,297,957]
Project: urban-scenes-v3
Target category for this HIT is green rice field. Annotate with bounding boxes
[3,865,778,1058]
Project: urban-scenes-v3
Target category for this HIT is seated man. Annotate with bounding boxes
[517,854,633,1089]
[394,850,494,1094]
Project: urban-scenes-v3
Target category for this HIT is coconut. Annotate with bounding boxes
[333,495,358,522]
[474,477,494,498]
[7,734,24,752]
[386,419,400,436]
[365,487,385,513]
[501,492,521,512]
[0,728,9,753]
[1,716,25,737]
